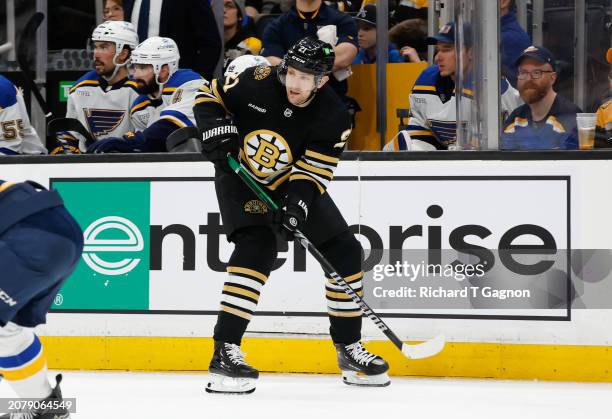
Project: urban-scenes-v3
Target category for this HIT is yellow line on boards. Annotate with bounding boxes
[39,336,612,382]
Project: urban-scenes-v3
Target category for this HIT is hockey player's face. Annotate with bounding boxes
[434,42,456,77]
[517,59,556,105]
[133,64,160,95]
[93,41,118,77]
[285,67,318,105]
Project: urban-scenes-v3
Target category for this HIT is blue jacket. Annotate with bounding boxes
[262,3,358,97]
[353,44,405,64]
[501,12,531,86]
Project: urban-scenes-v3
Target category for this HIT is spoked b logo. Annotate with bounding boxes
[82,216,144,275]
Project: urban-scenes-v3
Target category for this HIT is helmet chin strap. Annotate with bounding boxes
[148,72,167,99]
[102,53,128,83]
[294,89,317,107]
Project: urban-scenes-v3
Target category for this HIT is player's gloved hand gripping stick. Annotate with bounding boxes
[227,154,446,360]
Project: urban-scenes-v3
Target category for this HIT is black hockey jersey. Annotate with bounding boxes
[193,65,352,195]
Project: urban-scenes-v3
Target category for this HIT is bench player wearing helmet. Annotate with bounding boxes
[52,21,140,154]
[193,37,390,394]
[87,36,206,153]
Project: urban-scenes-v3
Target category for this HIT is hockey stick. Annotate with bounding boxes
[227,154,446,360]
[166,126,202,152]
[47,118,95,147]
[17,12,52,118]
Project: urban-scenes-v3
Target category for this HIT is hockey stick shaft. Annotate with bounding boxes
[227,154,445,359]
[17,12,51,118]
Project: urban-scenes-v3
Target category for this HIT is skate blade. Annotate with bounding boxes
[206,373,257,394]
[341,371,391,387]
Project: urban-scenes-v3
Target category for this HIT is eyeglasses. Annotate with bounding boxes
[517,69,555,80]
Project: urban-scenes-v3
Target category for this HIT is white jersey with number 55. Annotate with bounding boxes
[0,75,46,155]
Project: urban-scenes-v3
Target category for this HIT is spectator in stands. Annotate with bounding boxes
[224,0,262,70]
[386,22,521,151]
[244,0,263,18]
[388,18,427,63]
[104,0,125,21]
[391,0,428,24]
[325,0,365,13]
[500,0,531,87]
[261,0,358,104]
[122,0,221,80]
[353,5,404,64]
[595,48,612,148]
[501,46,582,150]
[0,76,46,155]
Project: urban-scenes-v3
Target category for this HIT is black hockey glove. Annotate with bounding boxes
[273,196,309,241]
[200,123,239,171]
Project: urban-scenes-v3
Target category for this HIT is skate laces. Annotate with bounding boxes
[345,342,378,365]
[224,343,248,366]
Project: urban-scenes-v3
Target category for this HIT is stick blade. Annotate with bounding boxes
[401,333,446,359]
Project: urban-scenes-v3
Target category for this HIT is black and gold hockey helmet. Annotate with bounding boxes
[278,37,335,83]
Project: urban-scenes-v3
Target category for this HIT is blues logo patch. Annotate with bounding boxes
[84,108,126,137]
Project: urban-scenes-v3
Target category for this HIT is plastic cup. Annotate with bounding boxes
[576,113,596,150]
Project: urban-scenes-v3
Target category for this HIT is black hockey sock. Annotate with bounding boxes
[213,226,277,345]
[319,231,364,344]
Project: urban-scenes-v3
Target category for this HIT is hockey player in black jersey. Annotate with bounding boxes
[193,37,390,393]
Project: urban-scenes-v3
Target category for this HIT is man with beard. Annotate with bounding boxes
[501,46,582,150]
[53,21,140,154]
[87,36,205,153]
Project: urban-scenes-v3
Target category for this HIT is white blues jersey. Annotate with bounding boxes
[130,69,205,132]
[401,65,522,150]
[0,75,46,155]
[65,70,140,152]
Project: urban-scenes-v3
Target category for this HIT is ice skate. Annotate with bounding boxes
[206,341,259,394]
[335,342,390,387]
[0,374,70,418]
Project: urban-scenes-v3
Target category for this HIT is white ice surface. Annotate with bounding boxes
[0,371,609,419]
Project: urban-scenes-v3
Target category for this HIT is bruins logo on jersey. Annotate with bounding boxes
[254,65,271,81]
[244,199,268,214]
[244,129,293,177]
